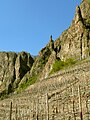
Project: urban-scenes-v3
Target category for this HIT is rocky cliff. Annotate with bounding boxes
[23,0,90,81]
[0,0,90,95]
[36,0,90,79]
[0,52,34,95]
[57,0,90,61]
[1,1,90,119]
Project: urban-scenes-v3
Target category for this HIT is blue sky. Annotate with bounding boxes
[0,0,82,55]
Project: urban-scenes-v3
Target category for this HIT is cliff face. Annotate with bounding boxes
[55,0,90,61]
[1,0,90,94]
[1,1,90,119]
[18,0,90,88]
[0,52,34,95]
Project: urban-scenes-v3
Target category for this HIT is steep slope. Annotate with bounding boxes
[1,1,90,119]
[1,0,90,94]
[37,0,90,79]
[18,36,55,90]
[16,0,90,91]
[0,56,90,120]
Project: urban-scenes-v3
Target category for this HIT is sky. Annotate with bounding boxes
[0,0,82,55]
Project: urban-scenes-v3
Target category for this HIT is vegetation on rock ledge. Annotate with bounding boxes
[17,75,38,92]
[50,58,76,74]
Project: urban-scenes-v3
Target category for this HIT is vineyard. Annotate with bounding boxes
[0,58,90,120]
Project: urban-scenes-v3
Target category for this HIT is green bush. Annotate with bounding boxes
[51,60,65,73]
[19,76,37,91]
[88,0,90,5]
[65,58,76,65]
[50,58,76,74]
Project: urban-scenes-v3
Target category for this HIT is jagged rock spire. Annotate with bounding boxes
[50,35,53,42]
[48,35,54,50]
[74,6,83,24]
[79,0,90,28]
[72,0,90,27]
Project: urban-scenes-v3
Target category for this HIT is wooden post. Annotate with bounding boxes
[36,100,38,120]
[15,104,18,120]
[18,109,21,120]
[72,87,76,120]
[65,87,69,118]
[10,101,12,120]
[85,97,89,120]
[55,92,58,113]
[72,100,76,120]
[3,109,6,120]
[46,93,49,120]
[62,103,65,120]
[29,108,31,120]
[78,85,83,120]
[32,98,36,120]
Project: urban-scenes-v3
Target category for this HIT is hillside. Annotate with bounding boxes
[0,56,90,119]
[17,0,90,92]
[0,0,90,95]
[0,0,90,119]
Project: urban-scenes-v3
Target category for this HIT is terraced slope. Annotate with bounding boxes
[0,58,90,120]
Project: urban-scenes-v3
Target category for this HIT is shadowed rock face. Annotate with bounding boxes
[80,0,90,26]
[0,51,34,94]
[54,0,90,61]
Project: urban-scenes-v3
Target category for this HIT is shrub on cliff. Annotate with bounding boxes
[50,58,76,74]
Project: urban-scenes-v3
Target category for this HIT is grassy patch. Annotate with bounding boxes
[88,0,90,5]
[50,58,76,74]
[18,76,38,92]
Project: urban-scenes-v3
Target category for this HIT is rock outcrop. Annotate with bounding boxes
[17,0,90,87]
[39,0,90,79]
[1,0,90,94]
[1,1,90,119]
[54,0,90,61]
[30,0,90,80]
[0,52,34,95]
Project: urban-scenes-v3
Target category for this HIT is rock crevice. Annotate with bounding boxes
[0,52,34,94]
